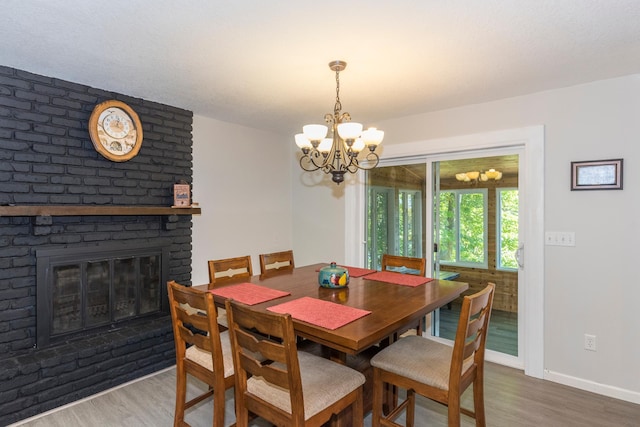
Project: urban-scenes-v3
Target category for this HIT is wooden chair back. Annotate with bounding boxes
[371,282,495,427]
[225,299,365,426]
[208,255,253,289]
[381,254,427,335]
[451,282,495,387]
[167,280,234,427]
[225,299,305,425]
[381,254,426,276]
[259,250,295,278]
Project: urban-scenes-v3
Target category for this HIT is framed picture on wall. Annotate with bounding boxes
[173,183,191,207]
[571,159,623,191]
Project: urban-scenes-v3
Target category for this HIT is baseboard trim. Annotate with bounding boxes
[544,369,640,405]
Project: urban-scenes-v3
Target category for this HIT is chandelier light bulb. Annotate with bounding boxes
[351,138,365,153]
[337,122,363,140]
[361,127,384,146]
[466,171,480,180]
[303,124,328,142]
[456,168,503,183]
[318,138,333,153]
[294,133,312,149]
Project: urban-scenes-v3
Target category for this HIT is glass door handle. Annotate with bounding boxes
[515,245,524,269]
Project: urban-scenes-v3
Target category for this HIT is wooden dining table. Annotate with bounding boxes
[194,263,468,361]
[193,263,468,424]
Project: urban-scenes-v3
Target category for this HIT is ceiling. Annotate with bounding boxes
[2,1,640,138]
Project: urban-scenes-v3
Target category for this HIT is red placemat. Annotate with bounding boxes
[363,271,434,287]
[344,266,377,278]
[210,283,290,306]
[267,297,371,330]
[315,265,376,278]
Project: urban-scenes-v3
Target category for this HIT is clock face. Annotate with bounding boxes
[89,100,143,162]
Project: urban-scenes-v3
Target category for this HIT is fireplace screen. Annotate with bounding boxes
[37,243,169,348]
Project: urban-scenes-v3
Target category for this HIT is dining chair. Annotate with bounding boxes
[370,282,495,427]
[225,299,366,427]
[207,255,253,289]
[167,280,235,427]
[381,254,426,276]
[381,254,427,335]
[259,249,295,278]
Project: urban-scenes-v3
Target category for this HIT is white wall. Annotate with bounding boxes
[291,74,640,401]
[290,169,361,267]
[191,115,293,285]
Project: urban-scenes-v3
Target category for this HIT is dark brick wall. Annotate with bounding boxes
[0,66,194,425]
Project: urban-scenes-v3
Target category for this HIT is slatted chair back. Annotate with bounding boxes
[371,283,495,427]
[208,255,253,289]
[226,299,365,426]
[259,250,295,278]
[381,254,427,335]
[381,254,426,276]
[167,280,234,427]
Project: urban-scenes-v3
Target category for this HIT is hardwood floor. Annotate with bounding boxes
[439,302,518,356]
[11,361,639,426]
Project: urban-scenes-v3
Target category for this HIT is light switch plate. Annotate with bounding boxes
[545,231,575,246]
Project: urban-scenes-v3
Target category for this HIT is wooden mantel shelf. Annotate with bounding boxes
[0,205,201,217]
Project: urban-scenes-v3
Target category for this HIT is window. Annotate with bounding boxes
[438,189,488,268]
[367,186,422,270]
[497,188,519,270]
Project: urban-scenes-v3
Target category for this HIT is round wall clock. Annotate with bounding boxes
[89,100,143,162]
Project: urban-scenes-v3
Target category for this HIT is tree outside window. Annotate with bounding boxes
[367,187,422,270]
[498,188,519,270]
[438,189,488,268]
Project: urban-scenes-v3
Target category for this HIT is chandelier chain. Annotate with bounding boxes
[334,68,342,117]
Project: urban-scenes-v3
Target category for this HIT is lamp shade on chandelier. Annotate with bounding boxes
[295,60,384,184]
[455,168,503,182]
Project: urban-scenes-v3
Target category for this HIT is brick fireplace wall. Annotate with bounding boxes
[0,66,194,424]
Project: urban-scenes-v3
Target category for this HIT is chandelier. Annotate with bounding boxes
[294,60,384,184]
[456,169,502,182]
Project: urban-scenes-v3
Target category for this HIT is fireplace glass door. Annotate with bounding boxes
[37,244,169,348]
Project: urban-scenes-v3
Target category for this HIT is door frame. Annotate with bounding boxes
[344,125,544,379]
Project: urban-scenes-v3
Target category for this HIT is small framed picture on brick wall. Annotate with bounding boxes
[173,183,191,207]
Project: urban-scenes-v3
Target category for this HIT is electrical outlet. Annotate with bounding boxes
[584,334,596,351]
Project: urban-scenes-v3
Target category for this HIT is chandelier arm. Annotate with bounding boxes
[324,113,336,125]
[349,151,380,172]
[299,150,331,172]
[338,112,351,123]
[299,154,321,172]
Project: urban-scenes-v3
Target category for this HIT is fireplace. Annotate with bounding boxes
[0,65,196,425]
[36,243,170,348]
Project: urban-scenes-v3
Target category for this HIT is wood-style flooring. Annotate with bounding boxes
[11,360,639,426]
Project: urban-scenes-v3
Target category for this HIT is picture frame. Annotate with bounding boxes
[571,159,623,191]
[172,183,191,207]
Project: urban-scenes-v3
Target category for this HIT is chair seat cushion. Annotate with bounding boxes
[247,350,365,419]
[371,336,472,390]
[185,330,234,378]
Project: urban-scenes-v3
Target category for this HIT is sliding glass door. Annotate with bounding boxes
[364,152,522,362]
[431,155,520,359]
